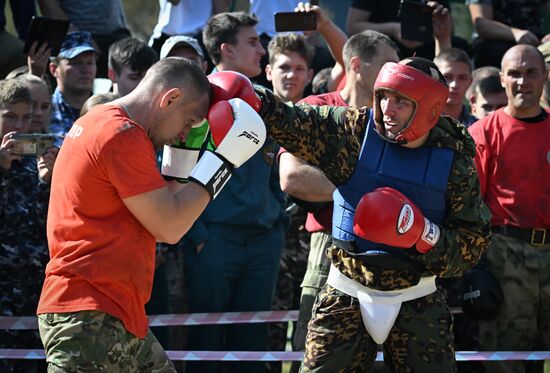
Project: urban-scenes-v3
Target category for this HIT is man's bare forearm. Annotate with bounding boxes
[280,153,335,202]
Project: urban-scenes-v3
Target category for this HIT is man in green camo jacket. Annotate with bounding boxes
[260,61,490,372]
[208,56,491,372]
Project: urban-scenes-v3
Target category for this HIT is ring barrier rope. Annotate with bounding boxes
[1,308,467,330]
[2,349,550,361]
[2,311,549,362]
[148,310,299,327]
[0,316,37,331]
[0,310,299,330]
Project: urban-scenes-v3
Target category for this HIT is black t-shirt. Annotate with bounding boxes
[350,0,451,23]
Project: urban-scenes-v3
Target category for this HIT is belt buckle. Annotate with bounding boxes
[531,228,547,246]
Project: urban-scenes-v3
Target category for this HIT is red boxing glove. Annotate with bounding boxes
[208,98,265,167]
[353,187,441,253]
[189,98,266,198]
[208,71,262,112]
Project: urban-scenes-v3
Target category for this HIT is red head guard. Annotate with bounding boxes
[373,60,449,143]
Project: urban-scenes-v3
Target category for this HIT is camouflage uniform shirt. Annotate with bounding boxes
[256,87,492,291]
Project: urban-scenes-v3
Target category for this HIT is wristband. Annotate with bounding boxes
[161,145,201,182]
[417,218,441,253]
[188,151,233,199]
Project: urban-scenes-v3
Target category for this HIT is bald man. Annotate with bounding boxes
[468,45,550,373]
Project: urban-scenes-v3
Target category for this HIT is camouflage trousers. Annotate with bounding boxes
[300,284,456,373]
[38,311,176,372]
[479,233,550,373]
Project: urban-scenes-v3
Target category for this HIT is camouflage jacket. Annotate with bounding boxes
[256,87,492,290]
[0,158,50,316]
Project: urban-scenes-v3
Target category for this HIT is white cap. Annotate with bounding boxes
[160,35,204,59]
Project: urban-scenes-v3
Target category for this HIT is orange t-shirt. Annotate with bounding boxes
[298,91,349,233]
[468,109,550,228]
[37,105,167,338]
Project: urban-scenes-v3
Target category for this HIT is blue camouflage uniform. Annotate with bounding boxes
[48,88,81,144]
[0,157,50,372]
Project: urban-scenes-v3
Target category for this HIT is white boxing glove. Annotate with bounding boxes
[188,98,266,198]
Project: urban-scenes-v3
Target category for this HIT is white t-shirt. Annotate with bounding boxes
[150,0,212,40]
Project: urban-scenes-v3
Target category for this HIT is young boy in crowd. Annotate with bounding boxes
[0,78,57,373]
[467,67,507,119]
[434,48,477,127]
[108,37,159,97]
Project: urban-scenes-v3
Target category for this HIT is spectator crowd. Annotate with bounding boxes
[0,0,549,373]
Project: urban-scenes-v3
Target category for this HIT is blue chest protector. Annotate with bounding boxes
[332,113,454,270]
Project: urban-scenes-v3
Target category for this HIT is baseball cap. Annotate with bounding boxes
[57,31,96,59]
[160,35,204,59]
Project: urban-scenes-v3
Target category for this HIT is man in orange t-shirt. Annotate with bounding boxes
[37,58,265,371]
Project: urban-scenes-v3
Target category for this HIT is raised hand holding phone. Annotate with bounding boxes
[23,16,70,56]
[27,41,52,77]
[399,1,433,44]
[293,2,327,35]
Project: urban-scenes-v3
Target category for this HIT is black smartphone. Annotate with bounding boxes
[12,133,57,156]
[399,1,433,43]
[23,16,71,56]
[274,12,317,32]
